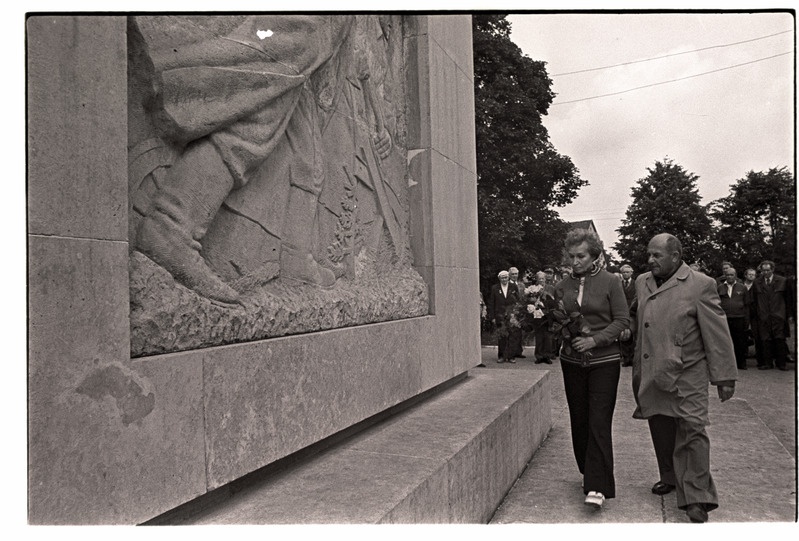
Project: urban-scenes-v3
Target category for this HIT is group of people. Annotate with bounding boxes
[482,228,776,523]
[709,260,794,371]
[482,266,560,364]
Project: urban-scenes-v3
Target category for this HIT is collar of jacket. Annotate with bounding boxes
[643,262,690,298]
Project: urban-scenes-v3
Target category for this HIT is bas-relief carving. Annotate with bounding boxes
[127,15,428,357]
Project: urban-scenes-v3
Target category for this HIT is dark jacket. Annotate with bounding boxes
[717,281,750,322]
[751,274,794,339]
[487,282,519,324]
[621,276,636,308]
[554,269,630,366]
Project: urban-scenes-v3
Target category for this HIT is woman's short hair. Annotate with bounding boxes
[564,228,604,258]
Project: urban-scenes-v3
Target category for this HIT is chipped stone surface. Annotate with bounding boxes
[76,365,156,426]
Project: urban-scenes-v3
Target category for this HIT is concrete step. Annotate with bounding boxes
[177,370,551,524]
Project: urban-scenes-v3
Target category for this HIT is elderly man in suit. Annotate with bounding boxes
[630,233,737,523]
[488,270,520,364]
[751,260,794,371]
[619,264,636,367]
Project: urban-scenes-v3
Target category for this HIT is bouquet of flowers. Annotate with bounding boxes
[498,284,555,337]
[548,300,592,360]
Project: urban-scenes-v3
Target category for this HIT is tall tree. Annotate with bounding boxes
[473,14,586,294]
[710,167,796,277]
[614,159,714,272]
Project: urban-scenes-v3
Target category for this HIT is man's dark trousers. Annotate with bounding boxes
[763,336,789,370]
[647,414,719,511]
[726,317,749,369]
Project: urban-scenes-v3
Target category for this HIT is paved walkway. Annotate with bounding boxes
[476,346,797,524]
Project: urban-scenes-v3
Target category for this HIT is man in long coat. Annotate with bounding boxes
[750,260,794,371]
[631,233,737,523]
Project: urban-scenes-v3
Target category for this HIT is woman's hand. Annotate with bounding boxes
[571,336,596,353]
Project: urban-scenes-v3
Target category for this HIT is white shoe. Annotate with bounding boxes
[585,491,605,508]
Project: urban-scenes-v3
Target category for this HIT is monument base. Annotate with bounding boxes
[148,370,552,524]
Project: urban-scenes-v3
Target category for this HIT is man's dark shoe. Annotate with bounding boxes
[651,481,675,495]
[534,359,545,364]
[686,503,708,523]
[544,358,553,364]
[516,354,526,358]
[778,366,789,371]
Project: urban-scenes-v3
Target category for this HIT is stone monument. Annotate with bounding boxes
[127,15,429,356]
[28,14,483,524]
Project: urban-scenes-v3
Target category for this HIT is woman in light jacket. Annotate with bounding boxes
[554,229,629,509]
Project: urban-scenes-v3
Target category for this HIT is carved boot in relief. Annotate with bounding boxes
[280,186,336,289]
[136,140,241,305]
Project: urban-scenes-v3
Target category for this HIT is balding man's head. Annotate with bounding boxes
[647,233,682,278]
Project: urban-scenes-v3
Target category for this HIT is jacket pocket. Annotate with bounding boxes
[653,357,683,391]
[653,332,684,391]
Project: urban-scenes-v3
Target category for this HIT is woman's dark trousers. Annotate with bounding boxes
[561,360,620,498]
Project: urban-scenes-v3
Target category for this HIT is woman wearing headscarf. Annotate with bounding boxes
[554,229,630,509]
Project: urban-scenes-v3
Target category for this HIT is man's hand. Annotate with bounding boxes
[619,329,632,341]
[717,384,735,402]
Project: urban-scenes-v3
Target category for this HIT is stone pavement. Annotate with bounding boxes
[476,345,797,524]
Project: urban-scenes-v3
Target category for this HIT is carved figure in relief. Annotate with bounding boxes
[129,15,397,305]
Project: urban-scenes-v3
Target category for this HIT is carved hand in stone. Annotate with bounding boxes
[374,127,392,159]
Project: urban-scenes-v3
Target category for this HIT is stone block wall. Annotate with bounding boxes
[27,14,479,524]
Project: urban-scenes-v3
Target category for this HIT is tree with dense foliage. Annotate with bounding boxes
[473,14,586,294]
[710,167,796,277]
[614,159,714,272]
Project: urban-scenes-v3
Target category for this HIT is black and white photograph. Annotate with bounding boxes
[16,0,796,536]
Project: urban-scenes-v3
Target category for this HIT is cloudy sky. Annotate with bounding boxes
[507,11,795,258]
